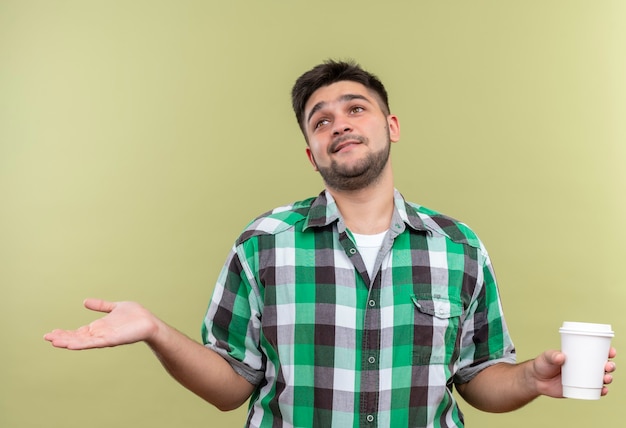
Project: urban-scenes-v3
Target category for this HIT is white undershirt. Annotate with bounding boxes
[351,230,388,278]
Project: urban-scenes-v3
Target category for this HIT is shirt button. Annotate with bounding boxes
[349,248,357,255]
[438,308,445,315]
[366,414,374,422]
[368,299,376,307]
[368,356,376,364]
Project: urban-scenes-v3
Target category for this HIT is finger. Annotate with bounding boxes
[609,347,617,359]
[544,349,565,366]
[45,327,106,350]
[43,329,63,343]
[605,361,616,373]
[44,329,78,348]
[603,373,613,385]
[83,298,116,313]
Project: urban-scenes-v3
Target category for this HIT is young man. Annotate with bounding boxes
[45,60,616,427]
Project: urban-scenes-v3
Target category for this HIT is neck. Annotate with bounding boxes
[326,168,395,234]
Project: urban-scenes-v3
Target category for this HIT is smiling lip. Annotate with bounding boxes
[330,135,365,153]
[333,141,360,153]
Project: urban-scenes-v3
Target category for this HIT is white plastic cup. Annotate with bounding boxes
[559,321,614,400]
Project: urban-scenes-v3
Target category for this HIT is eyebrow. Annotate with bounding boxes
[306,93,370,125]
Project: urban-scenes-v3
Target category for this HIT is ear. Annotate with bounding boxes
[305,147,319,171]
[387,114,401,143]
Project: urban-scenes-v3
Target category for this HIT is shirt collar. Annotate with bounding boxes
[303,189,429,234]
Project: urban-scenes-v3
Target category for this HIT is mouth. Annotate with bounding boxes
[330,135,365,153]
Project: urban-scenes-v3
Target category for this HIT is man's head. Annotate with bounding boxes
[292,61,400,192]
[291,60,390,139]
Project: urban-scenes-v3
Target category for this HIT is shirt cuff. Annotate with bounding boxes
[453,352,517,385]
[205,343,265,385]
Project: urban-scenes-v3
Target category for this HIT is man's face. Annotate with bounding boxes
[303,81,400,191]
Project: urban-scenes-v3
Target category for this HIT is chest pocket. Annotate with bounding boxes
[411,293,464,319]
[410,292,464,365]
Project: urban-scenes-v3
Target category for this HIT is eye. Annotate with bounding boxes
[314,118,330,129]
[350,106,364,114]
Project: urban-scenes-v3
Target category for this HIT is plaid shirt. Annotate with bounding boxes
[202,189,515,428]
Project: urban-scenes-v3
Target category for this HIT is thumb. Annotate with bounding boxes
[541,349,566,367]
[83,298,116,313]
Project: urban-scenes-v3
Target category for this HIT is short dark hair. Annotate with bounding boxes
[291,60,390,135]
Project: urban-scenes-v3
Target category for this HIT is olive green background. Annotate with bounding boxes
[1,1,624,427]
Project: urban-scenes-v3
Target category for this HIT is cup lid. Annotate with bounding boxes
[560,321,614,335]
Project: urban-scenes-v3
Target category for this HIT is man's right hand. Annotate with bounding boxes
[44,298,256,410]
[44,298,157,350]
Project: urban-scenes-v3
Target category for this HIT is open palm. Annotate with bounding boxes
[44,299,156,350]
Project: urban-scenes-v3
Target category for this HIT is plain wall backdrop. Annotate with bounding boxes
[1,1,624,427]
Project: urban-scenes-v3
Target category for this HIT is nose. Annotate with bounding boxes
[332,116,352,136]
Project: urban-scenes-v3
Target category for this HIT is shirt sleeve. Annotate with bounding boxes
[201,242,265,385]
[453,246,516,384]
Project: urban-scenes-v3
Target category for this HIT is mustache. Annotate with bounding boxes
[329,134,367,153]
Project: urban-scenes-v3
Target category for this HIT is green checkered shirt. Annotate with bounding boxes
[202,189,515,427]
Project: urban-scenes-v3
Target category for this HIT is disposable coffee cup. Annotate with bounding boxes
[559,321,614,400]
